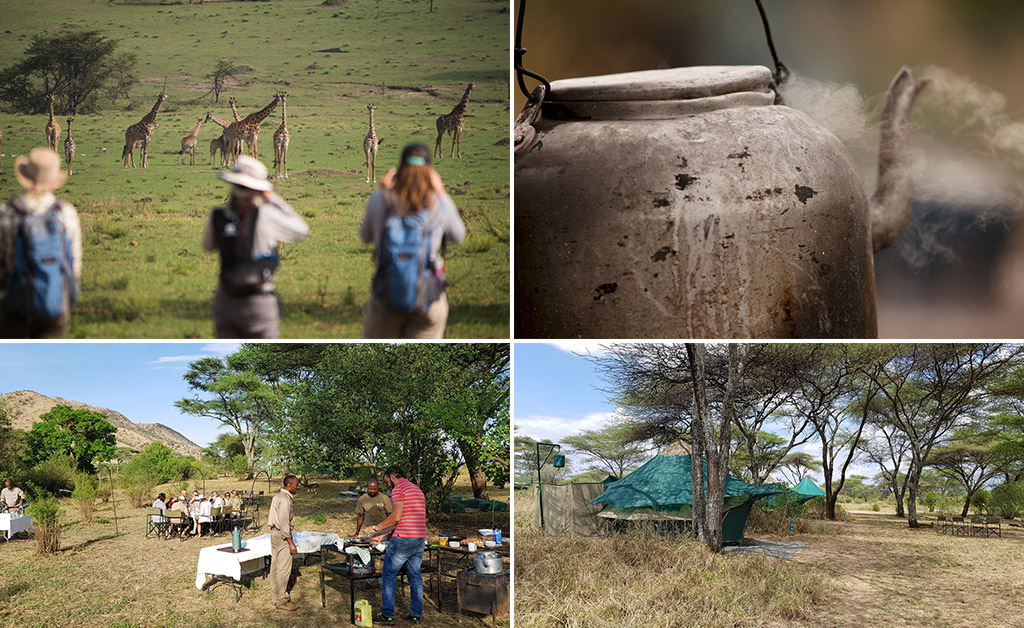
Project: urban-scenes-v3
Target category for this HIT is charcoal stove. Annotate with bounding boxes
[456,568,509,627]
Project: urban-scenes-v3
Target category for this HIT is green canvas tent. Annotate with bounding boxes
[588,450,785,543]
[791,477,826,503]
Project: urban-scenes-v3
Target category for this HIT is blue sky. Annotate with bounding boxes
[0,343,240,448]
[513,342,619,444]
[513,342,875,483]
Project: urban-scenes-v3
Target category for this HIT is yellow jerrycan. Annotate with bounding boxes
[354,598,373,627]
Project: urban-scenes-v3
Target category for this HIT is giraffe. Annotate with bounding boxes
[180,118,204,165]
[272,92,291,179]
[434,82,473,159]
[363,103,384,184]
[45,94,61,152]
[210,135,226,166]
[122,92,166,168]
[204,111,237,168]
[229,97,242,122]
[228,94,279,163]
[64,117,76,175]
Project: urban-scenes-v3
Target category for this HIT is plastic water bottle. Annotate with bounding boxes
[495,528,502,546]
[789,520,794,532]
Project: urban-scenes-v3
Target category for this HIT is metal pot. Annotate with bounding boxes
[473,551,503,575]
[351,554,374,575]
[515,65,927,338]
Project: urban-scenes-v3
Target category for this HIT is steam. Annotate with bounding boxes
[779,67,1024,272]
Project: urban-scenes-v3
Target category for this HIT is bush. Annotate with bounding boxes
[122,442,191,485]
[971,489,991,515]
[72,473,98,523]
[232,454,249,480]
[922,491,939,512]
[96,482,112,503]
[24,455,77,498]
[30,497,62,554]
[990,482,1024,519]
[871,503,880,512]
[118,465,157,508]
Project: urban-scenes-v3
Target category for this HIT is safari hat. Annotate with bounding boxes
[15,148,66,194]
[219,156,273,192]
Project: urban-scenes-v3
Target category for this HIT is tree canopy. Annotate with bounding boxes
[21,405,117,474]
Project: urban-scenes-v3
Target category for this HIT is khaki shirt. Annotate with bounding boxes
[355,492,393,529]
[1,486,25,508]
[268,489,294,541]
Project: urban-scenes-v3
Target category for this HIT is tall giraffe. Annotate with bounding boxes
[434,82,473,159]
[64,117,76,175]
[204,111,237,168]
[229,97,243,122]
[180,118,204,165]
[122,92,166,168]
[272,92,291,179]
[228,94,279,163]
[363,103,383,184]
[45,94,61,152]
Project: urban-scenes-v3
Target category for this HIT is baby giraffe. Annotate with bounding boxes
[363,104,383,184]
[64,117,76,175]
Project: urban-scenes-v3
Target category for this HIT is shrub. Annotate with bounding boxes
[96,482,112,503]
[122,442,191,485]
[71,472,98,523]
[232,454,249,480]
[118,465,157,508]
[990,482,1024,519]
[871,503,880,512]
[971,489,991,515]
[922,491,939,512]
[24,455,77,498]
[30,497,62,554]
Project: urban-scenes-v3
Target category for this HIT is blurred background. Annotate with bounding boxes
[514,0,1024,338]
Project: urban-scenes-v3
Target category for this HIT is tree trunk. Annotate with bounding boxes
[686,343,707,544]
[906,477,920,527]
[457,439,490,501]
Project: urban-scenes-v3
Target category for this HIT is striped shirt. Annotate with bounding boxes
[391,478,427,539]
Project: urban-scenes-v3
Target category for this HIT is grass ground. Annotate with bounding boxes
[514,494,1024,628]
[0,475,511,628]
[0,0,510,338]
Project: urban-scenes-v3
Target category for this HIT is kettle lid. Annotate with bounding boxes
[548,65,773,103]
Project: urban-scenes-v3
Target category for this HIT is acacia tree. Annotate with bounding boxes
[926,427,1003,517]
[859,422,912,517]
[863,343,1024,528]
[561,421,648,478]
[21,405,117,473]
[175,357,277,479]
[0,30,134,113]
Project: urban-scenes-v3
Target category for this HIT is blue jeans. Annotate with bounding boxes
[381,535,425,618]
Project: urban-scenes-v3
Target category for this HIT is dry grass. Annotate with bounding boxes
[0,475,510,628]
[514,495,1024,628]
[513,494,828,628]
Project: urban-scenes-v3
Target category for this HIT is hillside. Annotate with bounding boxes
[0,390,204,458]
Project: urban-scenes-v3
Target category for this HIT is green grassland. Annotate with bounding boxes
[0,0,510,338]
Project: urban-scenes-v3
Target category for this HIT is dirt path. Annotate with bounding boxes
[781,511,1024,628]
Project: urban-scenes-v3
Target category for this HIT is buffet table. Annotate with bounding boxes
[195,531,342,599]
[0,513,33,542]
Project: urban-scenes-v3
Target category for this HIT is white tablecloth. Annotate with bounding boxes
[194,530,342,589]
[0,513,33,540]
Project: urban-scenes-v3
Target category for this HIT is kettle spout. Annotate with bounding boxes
[870,67,930,253]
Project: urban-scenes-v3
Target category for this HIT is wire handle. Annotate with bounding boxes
[515,0,551,100]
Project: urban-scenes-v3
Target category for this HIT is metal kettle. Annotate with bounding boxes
[473,551,503,574]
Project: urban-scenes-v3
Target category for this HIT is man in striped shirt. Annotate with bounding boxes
[361,466,426,625]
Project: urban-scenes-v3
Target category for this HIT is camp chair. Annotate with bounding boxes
[934,514,949,534]
[970,516,985,537]
[985,517,1001,538]
[146,507,168,538]
[209,506,223,537]
[165,510,185,540]
[951,516,967,536]
[219,505,233,534]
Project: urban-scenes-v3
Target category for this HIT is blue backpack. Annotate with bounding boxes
[6,200,78,320]
[372,196,445,313]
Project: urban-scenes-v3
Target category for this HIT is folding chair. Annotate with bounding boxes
[951,516,967,537]
[934,514,948,534]
[146,507,168,538]
[209,506,222,537]
[165,510,185,539]
[986,517,1002,538]
[220,505,233,535]
[971,516,985,537]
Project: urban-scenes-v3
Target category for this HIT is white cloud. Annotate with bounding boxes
[514,411,617,444]
[150,355,210,365]
[547,341,612,357]
[201,343,241,355]
[149,344,239,367]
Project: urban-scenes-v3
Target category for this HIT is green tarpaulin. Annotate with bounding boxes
[588,453,785,543]
[792,477,826,502]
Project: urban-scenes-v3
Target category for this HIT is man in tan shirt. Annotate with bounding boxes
[354,478,393,536]
[1,480,26,512]
[268,475,300,611]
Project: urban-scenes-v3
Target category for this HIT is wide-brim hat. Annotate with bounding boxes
[219,155,273,192]
[15,148,66,194]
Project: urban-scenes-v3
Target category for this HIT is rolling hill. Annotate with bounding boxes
[1,389,204,458]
